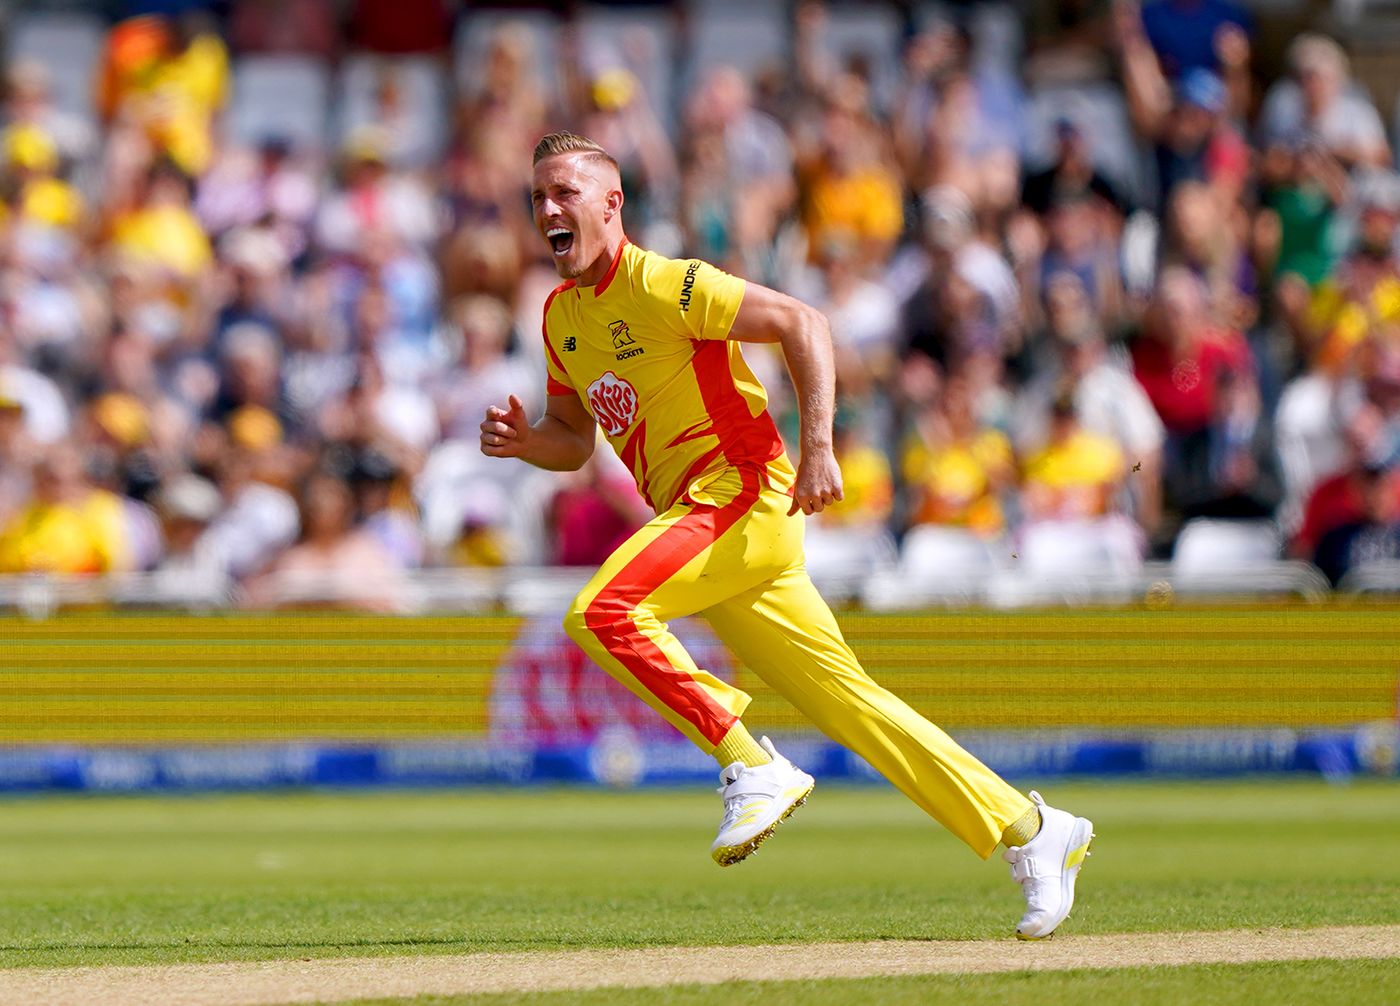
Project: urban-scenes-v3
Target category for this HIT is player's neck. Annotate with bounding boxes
[576,234,628,288]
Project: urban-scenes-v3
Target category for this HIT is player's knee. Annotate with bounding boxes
[562,593,592,644]
[563,587,625,645]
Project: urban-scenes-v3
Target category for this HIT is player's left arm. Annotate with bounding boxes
[728,283,844,516]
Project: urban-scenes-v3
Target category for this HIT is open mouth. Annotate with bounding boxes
[546,226,575,257]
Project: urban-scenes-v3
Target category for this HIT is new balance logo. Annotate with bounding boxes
[563,336,577,352]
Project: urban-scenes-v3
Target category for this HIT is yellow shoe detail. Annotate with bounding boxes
[1064,839,1092,871]
[711,783,813,867]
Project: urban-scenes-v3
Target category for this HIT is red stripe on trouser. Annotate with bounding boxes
[583,468,761,746]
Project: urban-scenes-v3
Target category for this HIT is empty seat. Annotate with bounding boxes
[454,12,562,112]
[803,523,897,602]
[863,525,999,608]
[335,53,450,168]
[6,12,104,124]
[1172,518,1282,577]
[684,0,787,88]
[225,55,331,151]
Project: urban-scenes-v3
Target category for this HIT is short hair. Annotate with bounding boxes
[532,131,618,170]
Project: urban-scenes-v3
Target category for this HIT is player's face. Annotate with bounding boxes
[531,154,619,281]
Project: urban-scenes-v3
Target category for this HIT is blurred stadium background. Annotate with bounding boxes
[0,0,1397,795]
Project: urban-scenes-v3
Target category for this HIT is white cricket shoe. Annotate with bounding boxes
[710,736,814,867]
[1002,790,1095,940]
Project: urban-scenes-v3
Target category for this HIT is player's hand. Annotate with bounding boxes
[480,394,531,458]
[789,449,844,516]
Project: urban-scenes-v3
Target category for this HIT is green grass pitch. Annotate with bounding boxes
[1,780,1397,1003]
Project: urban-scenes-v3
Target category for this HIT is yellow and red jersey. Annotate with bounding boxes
[542,240,789,512]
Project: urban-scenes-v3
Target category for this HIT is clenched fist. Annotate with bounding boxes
[480,394,531,458]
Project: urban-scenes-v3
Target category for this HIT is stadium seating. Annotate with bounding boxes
[225,56,332,152]
[4,11,104,124]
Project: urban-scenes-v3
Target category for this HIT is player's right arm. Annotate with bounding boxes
[480,393,596,472]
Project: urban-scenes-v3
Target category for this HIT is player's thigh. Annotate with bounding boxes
[570,468,795,624]
[702,563,865,696]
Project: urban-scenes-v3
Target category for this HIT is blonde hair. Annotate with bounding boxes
[532,131,618,169]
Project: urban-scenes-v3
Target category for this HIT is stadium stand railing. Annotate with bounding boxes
[0,560,1337,617]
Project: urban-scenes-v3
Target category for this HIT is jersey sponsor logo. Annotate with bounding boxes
[678,260,700,312]
[587,370,640,437]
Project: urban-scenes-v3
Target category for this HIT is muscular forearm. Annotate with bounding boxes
[518,415,595,472]
[779,307,837,455]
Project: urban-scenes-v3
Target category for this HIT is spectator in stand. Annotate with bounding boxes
[348,449,424,569]
[315,128,439,255]
[0,442,133,574]
[892,21,1023,194]
[1172,366,1282,520]
[209,322,286,426]
[1292,400,1400,566]
[547,451,650,567]
[1021,119,1128,217]
[0,390,36,527]
[0,330,70,447]
[900,185,1021,369]
[576,69,678,232]
[1013,273,1165,532]
[3,123,86,234]
[1139,0,1253,81]
[151,472,226,583]
[1160,180,1257,333]
[1309,462,1400,585]
[1038,191,1124,329]
[197,141,320,259]
[96,13,229,178]
[1299,172,1400,367]
[797,78,904,266]
[1119,5,1250,216]
[244,469,408,611]
[1259,134,1348,292]
[789,233,901,435]
[198,436,299,580]
[107,162,213,281]
[1132,267,1252,434]
[435,295,536,442]
[902,374,1014,539]
[1020,392,1128,523]
[1133,267,1255,515]
[3,60,97,168]
[683,66,795,276]
[1258,34,1390,172]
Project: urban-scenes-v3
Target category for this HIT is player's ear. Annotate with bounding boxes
[604,187,624,221]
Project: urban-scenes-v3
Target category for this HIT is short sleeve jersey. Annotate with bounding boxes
[542,240,787,512]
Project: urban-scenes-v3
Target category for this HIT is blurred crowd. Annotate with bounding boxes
[3,0,1400,610]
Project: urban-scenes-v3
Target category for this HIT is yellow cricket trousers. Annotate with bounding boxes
[562,465,1032,859]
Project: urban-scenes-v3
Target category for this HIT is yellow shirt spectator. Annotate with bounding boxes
[0,490,130,574]
[1308,272,1400,370]
[1022,427,1125,520]
[801,164,903,256]
[109,202,212,278]
[903,429,1012,536]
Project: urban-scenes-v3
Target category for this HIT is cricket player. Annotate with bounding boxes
[480,132,1094,939]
